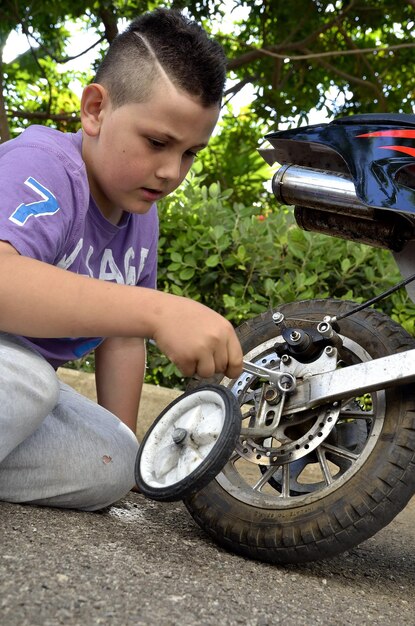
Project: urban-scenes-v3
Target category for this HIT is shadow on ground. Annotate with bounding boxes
[1,370,414,625]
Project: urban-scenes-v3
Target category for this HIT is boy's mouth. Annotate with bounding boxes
[140,187,164,202]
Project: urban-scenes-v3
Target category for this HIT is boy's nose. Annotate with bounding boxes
[156,156,182,183]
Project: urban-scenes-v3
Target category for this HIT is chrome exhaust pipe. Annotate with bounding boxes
[272,165,372,218]
[271,164,414,251]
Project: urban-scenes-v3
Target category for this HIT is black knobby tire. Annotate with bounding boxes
[184,299,415,563]
[135,384,241,502]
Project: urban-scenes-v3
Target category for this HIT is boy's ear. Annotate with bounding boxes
[81,84,109,136]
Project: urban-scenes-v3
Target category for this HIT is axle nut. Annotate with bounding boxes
[172,427,187,445]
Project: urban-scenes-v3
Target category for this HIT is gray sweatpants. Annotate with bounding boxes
[0,334,139,511]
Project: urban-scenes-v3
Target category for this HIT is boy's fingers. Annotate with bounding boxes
[172,338,243,380]
[195,354,216,379]
[153,295,244,379]
[225,361,243,380]
[224,335,243,379]
[211,340,243,379]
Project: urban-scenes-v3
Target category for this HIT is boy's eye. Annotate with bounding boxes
[148,138,166,149]
[185,150,198,158]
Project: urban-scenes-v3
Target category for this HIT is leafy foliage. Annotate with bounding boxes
[4,1,415,389]
[198,107,272,206]
[3,0,415,137]
[215,0,415,124]
[144,163,408,388]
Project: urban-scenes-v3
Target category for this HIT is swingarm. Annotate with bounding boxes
[243,348,415,414]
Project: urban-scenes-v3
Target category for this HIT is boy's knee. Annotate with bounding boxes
[0,380,139,511]
[0,337,59,456]
[24,354,60,417]
[1,341,60,420]
[73,423,139,512]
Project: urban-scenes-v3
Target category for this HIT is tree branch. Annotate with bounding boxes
[306,49,384,97]
[21,32,105,65]
[0,42,11,143]
[223,76,254,97]
[19,19,53,115]
[226,0,357,71]
[222,75,259,108]
[97,6,119,44]
[228,40,415,70]
[338,25,386,109]
[8,110,80,123]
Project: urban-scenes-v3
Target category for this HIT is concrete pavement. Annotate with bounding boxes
[1,369,415,625]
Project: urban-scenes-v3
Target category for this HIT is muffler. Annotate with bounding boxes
[272,164,414,251]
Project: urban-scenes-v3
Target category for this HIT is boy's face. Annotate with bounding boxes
[82,79,220,224]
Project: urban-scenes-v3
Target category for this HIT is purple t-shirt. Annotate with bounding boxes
[0,125,159,368]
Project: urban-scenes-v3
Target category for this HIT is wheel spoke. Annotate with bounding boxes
[154,444,181,481]
[175,445,203,482]
[320,441,359,461]
[281,463,291,498]
[339,408,374,420]
[316,447,333,485]
[340,399,374,420]
[175,404,202,432]
[252,465,278,491]
[191,419,221,446]
[229,450,241,464]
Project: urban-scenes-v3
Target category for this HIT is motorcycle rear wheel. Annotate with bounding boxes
[184,299,415,563]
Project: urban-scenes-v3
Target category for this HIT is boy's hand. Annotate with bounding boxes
[0,244,242,380]
[151,294,243,379]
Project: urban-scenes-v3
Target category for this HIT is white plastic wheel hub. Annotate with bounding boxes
[139,389,227,488]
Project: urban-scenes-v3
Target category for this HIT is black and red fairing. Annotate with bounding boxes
[263,113,415,215]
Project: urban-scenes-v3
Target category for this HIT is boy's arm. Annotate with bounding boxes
[95,336,146,434]
[0,242,243,378]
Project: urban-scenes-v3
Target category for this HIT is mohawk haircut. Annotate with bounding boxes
[94,8,227,108]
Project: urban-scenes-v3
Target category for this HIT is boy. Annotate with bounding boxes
[0,8,243,511]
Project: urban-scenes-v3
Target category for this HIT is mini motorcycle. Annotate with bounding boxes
[136,113,415,564]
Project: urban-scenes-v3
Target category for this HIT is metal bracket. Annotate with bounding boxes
[283,347,415,412]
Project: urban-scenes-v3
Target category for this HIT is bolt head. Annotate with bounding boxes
[172,427,187,445]
[272,312,284,324]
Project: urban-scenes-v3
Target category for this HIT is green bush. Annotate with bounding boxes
[68,166,415,388]
[144,167,414,388]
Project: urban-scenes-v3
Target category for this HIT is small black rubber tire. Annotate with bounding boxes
[184,299,415,563]
[135,384,241,502]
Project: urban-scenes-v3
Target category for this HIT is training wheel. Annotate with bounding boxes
[135,384,241,502]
